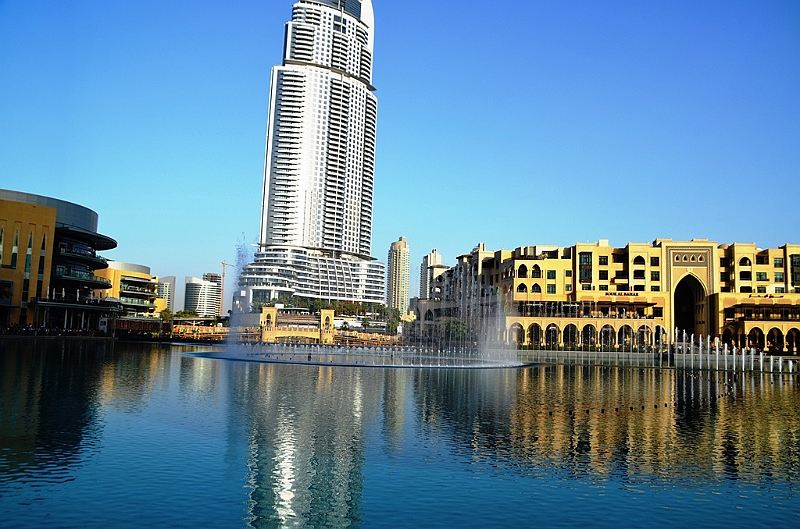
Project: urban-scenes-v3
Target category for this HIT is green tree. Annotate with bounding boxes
[443,318,469,343]
[159,308,174,321]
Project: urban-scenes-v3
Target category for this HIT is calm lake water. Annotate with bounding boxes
[1,339,799,528]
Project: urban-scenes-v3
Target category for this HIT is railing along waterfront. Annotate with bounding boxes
[517,343,798,374]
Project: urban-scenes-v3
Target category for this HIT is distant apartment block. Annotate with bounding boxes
[185,276,222,318]
[387,236,410,314]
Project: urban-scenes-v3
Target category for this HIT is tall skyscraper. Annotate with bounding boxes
[185,276,222,318]
[203,273,223,316]
[386,236,410,314]
[237,0,385,310]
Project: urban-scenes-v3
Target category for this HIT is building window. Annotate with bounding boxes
[599,256,608,266]
[546,284,556,294]
[756,272,768,281]
[757,286,767,293]
[724,308,735,319]
[740,286,752,293]
[653,307,663,318]
[582,284,591,291]
[633,256,646,265]
[739,257,752,267]
[651,285,660,292]
[10,227,19,269]
[547,270,556,280]
[651,256,660,267]
[599,285,608,291]
[756,255,769,265]
[651,271,660,281]
[599,270,608,280]
[775,257,784,268]
[720,272,730,282]
[532,283,541,293]
[740,271,752,281]
[579,252,592,265]
[579,268,592,282]
[532,267,542,279]
[615,270,628,279]
[612,253,625,263]
[633,270,645,280]
[776,272,784,282]
[776,287,785,294]
[617,285,629,291]
[565,284,572,292]
[565,270,572,277]
[720,257,730,267]
[633,285,645,291]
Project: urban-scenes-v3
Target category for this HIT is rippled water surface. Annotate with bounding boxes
[1,339,799,528]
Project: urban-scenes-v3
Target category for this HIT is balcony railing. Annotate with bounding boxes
[55,266,112,287]
[59,246,107,265]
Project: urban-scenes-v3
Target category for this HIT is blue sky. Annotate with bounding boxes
[2,0,799,310]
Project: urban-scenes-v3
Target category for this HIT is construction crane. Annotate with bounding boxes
[221,261,234,317]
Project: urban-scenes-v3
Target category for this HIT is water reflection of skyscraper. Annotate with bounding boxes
[227,364,384,527]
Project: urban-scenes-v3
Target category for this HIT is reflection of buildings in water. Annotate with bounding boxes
[227,363,385,528]
[0,340,108,484]
[413,368,520,449]
[411,364,800,484]
[382,369,407,446]
[97,342,173,411]
[513,367,799,483]
[178,351,221,404]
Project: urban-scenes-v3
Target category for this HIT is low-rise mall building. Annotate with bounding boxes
[414,239,800,354]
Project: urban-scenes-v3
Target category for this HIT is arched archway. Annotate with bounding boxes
[600,325,615,349]
[516,283,527,293]
[722,328,734,347]
[618,325,633,348]
[518,264,528,278]
[545,324,560,347]
[528,323,542,346]
[424,310,434,321]
[767,328,784,353]
[531,283,541,293]
[637,325,651,350]
[674,274,707,337]
[265,314,273,329]
[564,324,578,348]
[581,324,597,347]
[787,328,799,355]
[747,327,765,351]
[655,325,667,347]
[509,323,525,345]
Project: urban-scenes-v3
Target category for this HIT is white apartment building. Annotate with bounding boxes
[238,0,385,310]
[184,276,221,318]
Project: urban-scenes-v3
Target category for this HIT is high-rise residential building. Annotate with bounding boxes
[237,0,385,311]
[184,276,221,318]
[203,273,223,316]
[419,249,444,299]
[386,236,410,314]
[158,276,176,311]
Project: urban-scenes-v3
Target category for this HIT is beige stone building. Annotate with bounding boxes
[413,240,800,354]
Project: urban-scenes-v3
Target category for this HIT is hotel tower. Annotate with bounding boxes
[237,0,385,310]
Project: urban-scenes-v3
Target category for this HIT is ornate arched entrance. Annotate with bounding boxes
[674,275,707,337]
